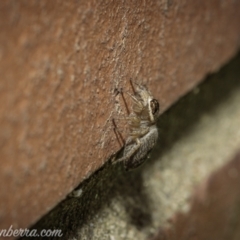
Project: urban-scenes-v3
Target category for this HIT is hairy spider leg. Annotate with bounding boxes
[112,118,125,147]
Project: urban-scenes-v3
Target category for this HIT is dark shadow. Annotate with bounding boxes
[19,51,240,240]
[148,52,240,167]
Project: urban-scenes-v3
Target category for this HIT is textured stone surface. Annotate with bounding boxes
[0,0,240,231]
[151,151,240,240]
[28,52,240,240]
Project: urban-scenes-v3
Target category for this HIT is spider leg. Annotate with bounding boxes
[112,118,125,146]
[126,91,140,104]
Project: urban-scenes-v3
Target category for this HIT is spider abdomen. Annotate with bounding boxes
[124,125,158,170]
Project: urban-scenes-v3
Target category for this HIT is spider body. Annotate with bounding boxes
[114,83,160,171]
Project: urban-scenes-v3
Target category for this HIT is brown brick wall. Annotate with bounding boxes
[0,0,240,231]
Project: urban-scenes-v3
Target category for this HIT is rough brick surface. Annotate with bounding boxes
[151,151,240,240]
[0,0,240,231]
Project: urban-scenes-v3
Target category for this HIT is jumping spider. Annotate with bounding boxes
[113,82,160,171]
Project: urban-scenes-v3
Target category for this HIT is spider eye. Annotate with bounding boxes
[150,99,159,115]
